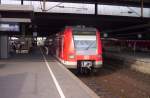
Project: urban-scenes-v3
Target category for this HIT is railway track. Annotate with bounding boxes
[75,57,150,98]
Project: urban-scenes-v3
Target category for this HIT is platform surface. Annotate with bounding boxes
[0,47,99,98]
[0,48,99,98]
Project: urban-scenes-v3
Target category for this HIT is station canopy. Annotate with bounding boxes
[0,0,150,40]
[1,0,150,17]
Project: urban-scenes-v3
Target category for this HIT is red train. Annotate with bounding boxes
[52,26,103,73]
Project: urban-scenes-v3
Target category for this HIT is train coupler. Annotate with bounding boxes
[81,61,93,70]
[77,61,95,74]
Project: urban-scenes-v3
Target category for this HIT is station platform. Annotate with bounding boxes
[0,48,99,98]
[105,51,150,74]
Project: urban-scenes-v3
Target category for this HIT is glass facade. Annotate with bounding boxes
[24,1,41,12]
[1,0,150,17]
[98,5,150,17]
[1,0,21,5]
[24,1,94,14]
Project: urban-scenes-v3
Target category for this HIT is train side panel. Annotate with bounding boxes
[59,27,77,68]
[95,31,103,68]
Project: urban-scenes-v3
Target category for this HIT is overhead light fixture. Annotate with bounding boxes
[57,5,65,8]
[127,11,133,14]
[57,5,88,11]
[120,11,133,14]
[137,34,142,38]
[104,33,108,38]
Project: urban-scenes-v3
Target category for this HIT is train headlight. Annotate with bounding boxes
[97,55,102,58]
[69,55,75,59]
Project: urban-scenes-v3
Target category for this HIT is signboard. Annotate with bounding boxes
[0,23,20,32]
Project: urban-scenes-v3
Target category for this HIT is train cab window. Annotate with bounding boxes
[73,31,97,55]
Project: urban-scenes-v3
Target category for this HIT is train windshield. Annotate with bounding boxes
[74,35,97,55]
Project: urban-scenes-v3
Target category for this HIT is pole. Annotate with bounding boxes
[21,24,26,37]
[21,0,23,5]
[133,41,136,56]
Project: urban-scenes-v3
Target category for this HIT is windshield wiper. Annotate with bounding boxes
[85,41,95,50]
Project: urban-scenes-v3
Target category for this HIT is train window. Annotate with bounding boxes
[73,31,96,35]
[74,35,97,55]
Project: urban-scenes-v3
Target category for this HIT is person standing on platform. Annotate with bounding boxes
[12,43,16,54]
[45,45,49,55]
[18,43,22,53]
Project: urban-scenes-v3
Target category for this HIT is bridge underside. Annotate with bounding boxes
[0,1,150,40]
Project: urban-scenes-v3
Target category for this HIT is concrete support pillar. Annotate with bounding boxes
[0,35,9,59]
[22,24,26,37]
[21,0,23,5]
[95,3,98,15]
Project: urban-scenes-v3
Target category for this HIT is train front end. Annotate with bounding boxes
[63,26,103,72]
